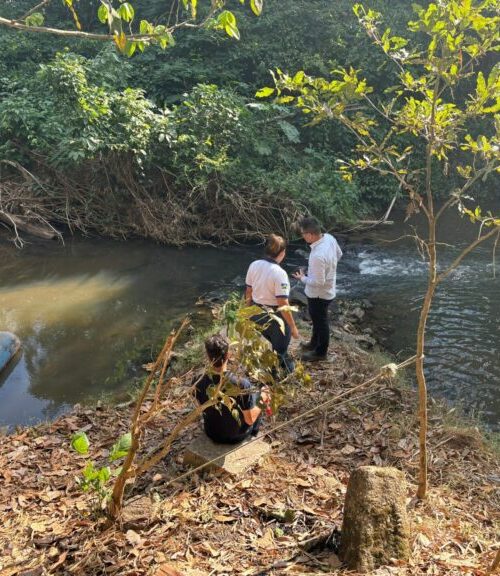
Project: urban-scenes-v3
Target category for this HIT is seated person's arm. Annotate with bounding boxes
[242,405,261,426]
[241,387,269,426]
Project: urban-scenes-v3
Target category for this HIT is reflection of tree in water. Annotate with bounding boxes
[0,350,22,389]
[0,274,132,406]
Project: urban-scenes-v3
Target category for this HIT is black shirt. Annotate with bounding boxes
[194,372,257,443]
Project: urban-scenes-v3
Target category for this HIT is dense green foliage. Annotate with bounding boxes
[0,0,417,241]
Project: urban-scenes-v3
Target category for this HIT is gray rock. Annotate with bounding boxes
[340,466,410,573]
[354,333,377,348]
[295,248,310,260]
[289,284,308,306]
[351,307,365,321]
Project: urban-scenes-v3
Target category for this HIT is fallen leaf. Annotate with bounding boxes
[255,528,275,550]
[213,514,236,523]
[416,533,431,547]
[125,529,143,547]
[154,565,184,576]
[29,522,47,533]
[294,478,311,487]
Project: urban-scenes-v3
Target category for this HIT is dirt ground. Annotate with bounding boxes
[0,335,498,576]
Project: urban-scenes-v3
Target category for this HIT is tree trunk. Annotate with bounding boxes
[108,425,141,520]
[415,277,436,500]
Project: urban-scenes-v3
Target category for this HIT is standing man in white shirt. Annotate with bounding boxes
[293,217,343,362]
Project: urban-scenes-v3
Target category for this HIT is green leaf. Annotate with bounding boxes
[225,20,240,40]
[118,2,134,22]
[25,12,44,26]
[255,87,275,98]
[218,11,240,40]
[476,72,487,99]
[140,19,152,34]
[97,466,111,484]
[97,4,108,24]
[71,431,90,455]
[109,432,132,461]
[292,70,305,85]
[124,41,137,57]
[278,120,300,143]
[82,461,97,481]
[250,0,263,16]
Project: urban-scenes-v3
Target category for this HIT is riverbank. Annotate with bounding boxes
[0,301,498,576]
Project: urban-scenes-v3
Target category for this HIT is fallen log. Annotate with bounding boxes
[0,211,61,241]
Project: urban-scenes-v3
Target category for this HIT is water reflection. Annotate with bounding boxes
[0,237,254,427]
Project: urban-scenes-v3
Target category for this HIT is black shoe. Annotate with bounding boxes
[300,341,316,351]
[301,351,328,362]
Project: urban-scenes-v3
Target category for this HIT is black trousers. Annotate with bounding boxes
[207,415,261,444]
[251,310,294,374]
[307,297,334,356]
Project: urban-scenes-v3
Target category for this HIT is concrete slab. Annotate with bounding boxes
[184,434,271,476]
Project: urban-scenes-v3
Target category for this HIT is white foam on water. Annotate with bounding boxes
[357,250,426,276]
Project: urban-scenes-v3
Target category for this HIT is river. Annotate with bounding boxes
[0,204,499,430]
[0,238,256,428]
[340,200,500,431]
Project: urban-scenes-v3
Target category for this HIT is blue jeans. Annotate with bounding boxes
[251,309,295,374]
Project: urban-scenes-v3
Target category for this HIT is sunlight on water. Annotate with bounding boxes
[0,274,130,333]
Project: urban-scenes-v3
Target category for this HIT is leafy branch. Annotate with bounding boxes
[0,0,265,56]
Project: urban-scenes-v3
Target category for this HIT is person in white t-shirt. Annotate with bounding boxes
[293,217,343,362]
[245,234,300,373]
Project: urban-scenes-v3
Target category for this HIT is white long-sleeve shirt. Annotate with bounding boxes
[301,233,342,300]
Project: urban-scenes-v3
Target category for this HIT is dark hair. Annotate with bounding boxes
[205,334,229,368]
[299,217,321,235]
[264,234,286,259]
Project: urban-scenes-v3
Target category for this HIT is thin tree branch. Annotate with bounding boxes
[437,226,500,283]
[0,15,197,41]
[435,195,459,222]
[492,230,499,279]
[21,0,52,20]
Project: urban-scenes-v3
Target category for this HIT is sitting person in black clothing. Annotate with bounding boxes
[194,334,269,444]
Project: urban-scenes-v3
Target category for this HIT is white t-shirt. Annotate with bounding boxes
[245,259,290,307]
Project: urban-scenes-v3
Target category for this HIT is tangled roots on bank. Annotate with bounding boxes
[0,161,303,246]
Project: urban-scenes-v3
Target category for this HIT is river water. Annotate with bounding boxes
[0,203,499,430]
[340,200,500,431]
[0,238,257,428]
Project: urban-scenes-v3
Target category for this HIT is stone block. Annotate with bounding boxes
[184,434,271,476]
[121,495,158,528]
[340,466,410,573]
